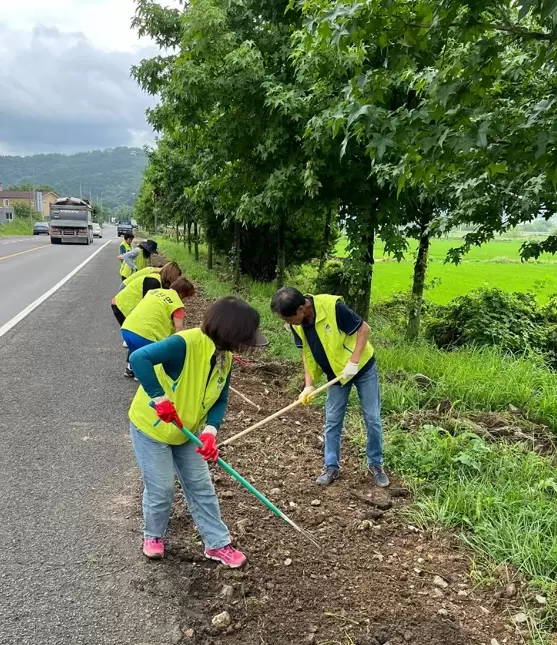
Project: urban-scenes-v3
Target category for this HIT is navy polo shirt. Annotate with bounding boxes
[290,297,374,381]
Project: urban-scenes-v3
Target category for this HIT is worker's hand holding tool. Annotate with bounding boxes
[298,385,316,405]
[152,396,179,424]
[343,360,359,380]
[197,426,219,462]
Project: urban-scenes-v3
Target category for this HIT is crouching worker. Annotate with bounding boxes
[271,287,389,488]
[118,239,158,281]
[128,296,268,564]
[121,277,195,378]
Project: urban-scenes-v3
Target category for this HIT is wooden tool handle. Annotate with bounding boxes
[220,376,341,447]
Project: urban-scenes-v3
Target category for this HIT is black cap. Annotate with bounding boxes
[139,239,158,254]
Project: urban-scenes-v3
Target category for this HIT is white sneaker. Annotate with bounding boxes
[123,340,128,348]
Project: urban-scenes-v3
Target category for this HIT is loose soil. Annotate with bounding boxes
[129,289,529,645]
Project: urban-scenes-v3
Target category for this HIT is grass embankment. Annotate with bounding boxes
[0,218,35,236]
[162,239,557,642]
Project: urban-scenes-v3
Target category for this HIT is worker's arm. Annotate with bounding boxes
[121,248,140,271]
[172,307,185,333]
[130,335,186,398]
[350,322,370,364]
[301,351,313,387]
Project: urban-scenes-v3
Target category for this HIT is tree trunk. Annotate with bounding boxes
[407,228,430,340]
[187,221,192,253]
[276,221,286,289]
[318,207,333,277]
[207,240,213,270]
[233,220,241,289]
[351,224,374,320]
[176,218,179,243]
[183,214,186,247]
[194,221,199,261]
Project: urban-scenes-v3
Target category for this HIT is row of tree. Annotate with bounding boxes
[132,0,557,336]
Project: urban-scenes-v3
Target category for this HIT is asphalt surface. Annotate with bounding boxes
[0,238,186,644]
[0,234,109,327]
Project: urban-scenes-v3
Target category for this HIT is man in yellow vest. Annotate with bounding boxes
[271,287,389,487]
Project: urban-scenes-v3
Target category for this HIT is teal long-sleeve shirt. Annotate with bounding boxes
[129,335,231,429]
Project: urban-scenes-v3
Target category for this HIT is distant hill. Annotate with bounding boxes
[0,147,147,211]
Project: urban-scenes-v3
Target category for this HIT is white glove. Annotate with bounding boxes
[343,360,359,380]
[152,395,169,405]
[298,386,315,405]
[202,425,218,436]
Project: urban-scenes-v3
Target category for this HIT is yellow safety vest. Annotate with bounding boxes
[120,248,148,279]
[129,329,233,445]
[114,272,162,317]
[123,266,156,286]
[121,288,183,342]
[292,294,374,385]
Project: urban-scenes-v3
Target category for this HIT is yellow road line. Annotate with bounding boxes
[0,244,50,261]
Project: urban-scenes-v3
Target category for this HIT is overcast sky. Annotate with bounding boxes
[0,0,179,156]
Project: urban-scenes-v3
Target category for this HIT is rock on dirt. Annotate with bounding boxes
[504,582,517,598]
[219,585,234,600]
[212,611,232,630]
[311,499,321,506]
[433,575,449,589]
[512,612,528,625]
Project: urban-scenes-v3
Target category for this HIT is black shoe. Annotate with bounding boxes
[316,466,340,485]
[369,465,390,488]
[124,367,135,378]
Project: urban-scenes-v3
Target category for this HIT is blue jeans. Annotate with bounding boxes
[323,362,383,469]
[129,422,230,549]
[121,330,153,364]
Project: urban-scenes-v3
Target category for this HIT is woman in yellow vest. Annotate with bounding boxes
[118,239,158,281]
[111,262,182,328]
[121,277,195,378]
[128,296,267,564]
[118,233,135,280]
[271,287,389,488]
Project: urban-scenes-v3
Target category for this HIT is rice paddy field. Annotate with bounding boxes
[332,236,557,304]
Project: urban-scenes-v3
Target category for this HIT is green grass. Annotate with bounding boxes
[360,424,557,643]
[334,235,552,262]
[0,218,34,236]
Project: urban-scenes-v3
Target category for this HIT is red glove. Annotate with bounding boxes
[196,431,219,462]
[153,399,179,424]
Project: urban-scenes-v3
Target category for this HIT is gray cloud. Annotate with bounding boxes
[0,24,156,154]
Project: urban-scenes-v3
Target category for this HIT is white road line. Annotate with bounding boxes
[0,240,112,340]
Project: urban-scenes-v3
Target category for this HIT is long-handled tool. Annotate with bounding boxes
[221,376,341,447]
[230,386,261,411]
[148,403,320,548]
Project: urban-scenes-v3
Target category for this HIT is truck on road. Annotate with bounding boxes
[117,220,134,237]
[49,198,94,245]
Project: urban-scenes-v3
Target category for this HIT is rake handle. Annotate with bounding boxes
[220,376,341,447]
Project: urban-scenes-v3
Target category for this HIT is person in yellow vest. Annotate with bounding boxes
[118,239,158,281]
[128,296,268,563]
[111,262,182,328]
[118,233,135,278]
[271,287,389,488]
[121,277,195,378]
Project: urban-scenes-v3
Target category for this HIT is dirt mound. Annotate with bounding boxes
[130,290,525,645]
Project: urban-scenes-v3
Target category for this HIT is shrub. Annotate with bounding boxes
[425,287,556,364]
[314,261,353,306]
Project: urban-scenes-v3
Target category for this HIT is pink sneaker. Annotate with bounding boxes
[143,537,164,559]
[204,544,247,568]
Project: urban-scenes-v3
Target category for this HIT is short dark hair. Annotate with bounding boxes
[124,233,134,242]
[170,277,195,298]
[271,287,306,317]
[202,296,261,352]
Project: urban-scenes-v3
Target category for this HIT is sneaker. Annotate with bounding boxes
[124,366,135,378]
[316,466,340,486]
[204,544,247,568]
[122,340,128,348]
[370,465,390,488]
[143,537,164,559]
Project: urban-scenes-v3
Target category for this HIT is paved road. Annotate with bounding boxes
[0,234,111,328]
[0,241,186,644]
